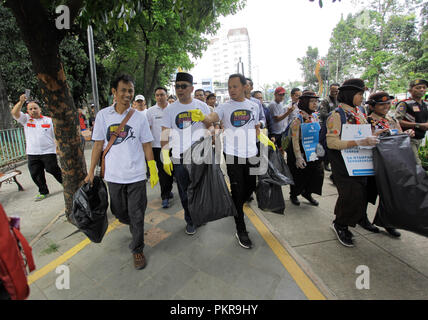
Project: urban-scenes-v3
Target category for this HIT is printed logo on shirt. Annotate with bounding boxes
[230,109,254,127]
[106,124,136,145]
[175,111,194,129]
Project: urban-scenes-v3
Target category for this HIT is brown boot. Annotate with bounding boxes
[133,252,146,270]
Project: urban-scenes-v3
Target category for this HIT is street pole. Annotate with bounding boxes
[87,25,99,113]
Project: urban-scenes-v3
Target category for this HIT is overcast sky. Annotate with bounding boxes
[191,0,363,89]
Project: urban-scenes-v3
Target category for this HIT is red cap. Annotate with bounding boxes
[275,87,286,95]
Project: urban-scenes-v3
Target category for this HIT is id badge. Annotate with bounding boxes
[413,106,420,112]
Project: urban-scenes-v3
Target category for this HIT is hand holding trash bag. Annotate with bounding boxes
[356,136,379,147]
[71,176,109,243]
[295,155,307,169]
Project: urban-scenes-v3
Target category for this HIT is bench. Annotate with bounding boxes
[0,165,24,191]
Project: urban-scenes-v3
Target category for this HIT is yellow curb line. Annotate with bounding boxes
[28,219,122,285]
[243,205,326,300]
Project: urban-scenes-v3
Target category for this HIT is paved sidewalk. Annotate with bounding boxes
[1,146,427,300]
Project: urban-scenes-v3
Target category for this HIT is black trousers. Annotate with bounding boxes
[107,180,147,254]
[225,155,257,233]
[153,148,174,200]
[27,154,62,195]
[173,162,193,226]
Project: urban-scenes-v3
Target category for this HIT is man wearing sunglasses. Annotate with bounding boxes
[161,72,212,236]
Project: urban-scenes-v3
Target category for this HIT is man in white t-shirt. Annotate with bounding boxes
[11,95,62,201]
[133,94,146,112]
[160,72,212,236]
[146,87,174,208]
[84,74,159,270]
[189,73,276,249]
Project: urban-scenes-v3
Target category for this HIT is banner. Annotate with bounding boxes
[340,124,375,176]
[301,122,321,162]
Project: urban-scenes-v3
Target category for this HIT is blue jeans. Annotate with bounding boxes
[173,162,193,226]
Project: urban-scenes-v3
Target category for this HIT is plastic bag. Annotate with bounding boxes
[187,138,237,226]
[373,134,428,237]
[71,176,109,243]
[259,146,294,186]
[255,180,285,214]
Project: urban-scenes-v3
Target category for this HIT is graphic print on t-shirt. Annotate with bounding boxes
[230,109,254,127]
[175,111,194,129]
[106,124,136,145]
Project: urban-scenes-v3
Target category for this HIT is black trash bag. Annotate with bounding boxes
[259,146,294,186]
[187,137,237,226]
[256,180,285,214]
[71,176,109,243]
[373,134,428,237]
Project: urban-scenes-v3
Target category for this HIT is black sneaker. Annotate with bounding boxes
[358,217,380,233]
[331,223,354,247]
[302,193,319,206]
[235,232,253,249]
[385,227,401,238]
[185,224,196,235]
[290,196,300,206]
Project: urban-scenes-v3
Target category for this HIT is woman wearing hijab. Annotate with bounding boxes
[326,79,380,247]
[287,91,324,207]
[365,91,415,238]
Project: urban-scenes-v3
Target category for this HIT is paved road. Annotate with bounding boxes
[1,146,427,300]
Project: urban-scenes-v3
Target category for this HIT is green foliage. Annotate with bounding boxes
[327,0,427,93]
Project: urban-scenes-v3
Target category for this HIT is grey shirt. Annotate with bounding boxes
[319,96,339,122]
[250,97,266,128]
[268,101,287,134]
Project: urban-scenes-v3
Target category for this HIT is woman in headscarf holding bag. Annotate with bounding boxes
[287,91,324,207]
[326,79,380,247]
[364,91,415,238]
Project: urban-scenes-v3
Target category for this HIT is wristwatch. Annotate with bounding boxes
[415,123,420,129]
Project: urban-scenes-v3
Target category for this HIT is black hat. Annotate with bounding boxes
[298,91,319,100]
[339,78,367,92]
[367,91,394,106]
[409,79,428,88]
[176,72,193,84]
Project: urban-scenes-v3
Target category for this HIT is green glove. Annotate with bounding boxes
[148,160,159,189]
[258,132,276,151]
[188,109,205,122]
[161,149,173,176]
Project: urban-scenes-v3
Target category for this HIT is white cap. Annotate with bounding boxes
[135,95,145,101]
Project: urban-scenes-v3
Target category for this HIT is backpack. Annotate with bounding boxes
[281,113,320,151]
[318,106,367,154]
[0,204,35,300]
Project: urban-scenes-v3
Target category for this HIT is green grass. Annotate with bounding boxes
[41,243,60,255]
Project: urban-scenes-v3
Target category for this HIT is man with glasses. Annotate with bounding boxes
[161,72,212,235]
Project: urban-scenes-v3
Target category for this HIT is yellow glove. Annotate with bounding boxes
[258,132,276,151]
[161,149,173,176]
[148,160,159,189]
[188,109,205,122]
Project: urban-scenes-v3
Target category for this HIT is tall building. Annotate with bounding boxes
[192,27,252,85]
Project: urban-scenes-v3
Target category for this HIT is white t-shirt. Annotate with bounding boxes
[215,99,259,158]
[146,104,167,148]
[14,112,56,155]
[92,106,153,184]
[161,99,211,158]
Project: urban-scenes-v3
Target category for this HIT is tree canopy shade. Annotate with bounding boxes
[2,0,246,219]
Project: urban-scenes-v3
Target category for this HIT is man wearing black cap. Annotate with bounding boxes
[160,72,212,235]
[395,79,428,165]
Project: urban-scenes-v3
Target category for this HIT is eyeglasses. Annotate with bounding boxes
[175,84,191,90]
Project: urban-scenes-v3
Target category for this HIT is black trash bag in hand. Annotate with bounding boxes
[259,146,294,186]
[187,137,237,226]
[373,134,428,237]
[256,180,285,214]
[71,176,109,243]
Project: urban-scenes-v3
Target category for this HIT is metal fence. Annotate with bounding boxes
[0,128,26,167]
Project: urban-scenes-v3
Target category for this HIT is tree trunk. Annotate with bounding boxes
[5,0,86,223]
[0,73,14,130]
